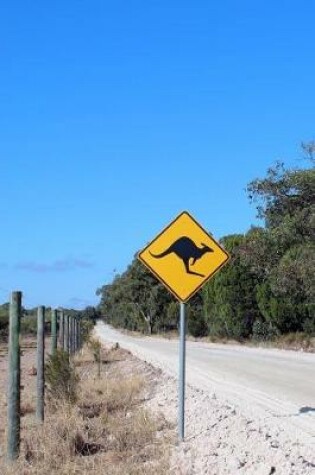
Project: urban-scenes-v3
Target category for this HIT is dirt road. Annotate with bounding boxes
[95,322,315,444]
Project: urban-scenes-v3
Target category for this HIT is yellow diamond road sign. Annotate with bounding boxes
[138,211,230,302]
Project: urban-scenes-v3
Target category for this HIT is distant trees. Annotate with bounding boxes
[80,306,101,323]
[97,143,314,340]
[0,302,99,343]
[97,258,174,334]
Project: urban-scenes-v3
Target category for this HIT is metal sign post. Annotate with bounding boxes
[179,302,186,440]
[138,211,230,442]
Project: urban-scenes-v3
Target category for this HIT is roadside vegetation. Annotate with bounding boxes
[1,340,171,474]
[97,143,315,349]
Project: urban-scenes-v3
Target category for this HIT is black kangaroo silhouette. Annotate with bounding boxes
[150,236,213,277]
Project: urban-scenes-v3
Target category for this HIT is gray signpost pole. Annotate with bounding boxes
[138,212,230,443]
[178,302,186,441]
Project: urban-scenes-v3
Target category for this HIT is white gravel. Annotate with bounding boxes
[96,322,315,475]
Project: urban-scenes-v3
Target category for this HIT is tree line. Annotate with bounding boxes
[97,144,315,341]
[0,303,100,342]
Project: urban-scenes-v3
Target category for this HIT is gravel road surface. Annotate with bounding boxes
[95,322,315,474]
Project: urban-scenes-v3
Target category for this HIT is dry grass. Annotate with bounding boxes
[0,343,172,474]
[20,402,35,417]
[274,333,315,352]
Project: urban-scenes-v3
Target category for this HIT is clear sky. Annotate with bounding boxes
[0,1,314,309]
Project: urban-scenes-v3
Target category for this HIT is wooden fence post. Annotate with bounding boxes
[73,316,77,353]
[79,320,82,349]
[36,306,45,423]
[58,310,64,350]
[70,316,74,355]
[64,314,69,354]
[76,318,80,352]
[76,317,79,353]
[7,291,22,461]
[51,309,57,355]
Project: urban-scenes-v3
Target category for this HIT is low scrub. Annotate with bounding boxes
[45,349,79,404]
[2,343,171,474]
[275,332,315,352]
[0,314,9,341]
[0,314,38,342]
[252,320,279,342]
[20,316,37,336]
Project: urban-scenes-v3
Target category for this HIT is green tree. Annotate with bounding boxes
[187,292,207,337]
[244,153,315,335]
[97,256,174,334]
[203,234,262,339]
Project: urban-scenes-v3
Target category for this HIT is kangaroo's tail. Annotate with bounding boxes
[149,248,172,259]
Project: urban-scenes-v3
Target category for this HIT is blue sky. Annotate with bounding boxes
[0,1,314,309]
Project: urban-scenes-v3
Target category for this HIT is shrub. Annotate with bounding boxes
[45,349,79,404]
[80,319,94,344]
[252,320,279,341]
[0,313,9,341]
[21,315,37,336]
[187,309,208,337]
[88,338,102,362]
[88,338,102,378]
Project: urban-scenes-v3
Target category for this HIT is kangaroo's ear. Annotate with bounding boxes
[201,242,207,247]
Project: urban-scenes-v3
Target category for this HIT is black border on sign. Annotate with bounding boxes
[137,211,230,303]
